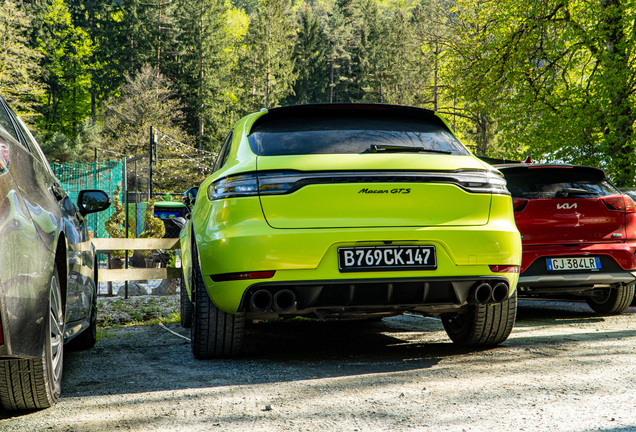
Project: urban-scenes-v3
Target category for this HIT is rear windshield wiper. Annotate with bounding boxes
[367,144,452,154]
[559,188,597,197]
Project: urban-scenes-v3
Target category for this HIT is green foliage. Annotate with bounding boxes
[284,5,329,104]
[139,199,166,258]
[36,0,96,138]
[445,0,636,184]
[16,0,636,188]
[324,2,355,102]
[104,184,165,258]
[167,251,177,268]
[172,0,231,149]
[237,0,298,111]
[38,118,101,163]
[104,183,133,259]
[99,64,186,156]
[0,0,43,122]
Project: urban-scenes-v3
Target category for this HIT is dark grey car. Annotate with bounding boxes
[0,96,110,410]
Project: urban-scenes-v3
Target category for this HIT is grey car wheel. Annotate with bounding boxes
[0,265,64,410]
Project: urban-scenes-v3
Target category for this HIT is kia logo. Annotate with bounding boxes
[557,203,577,209]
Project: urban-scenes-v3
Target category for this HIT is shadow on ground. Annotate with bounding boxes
[2,300,635,420]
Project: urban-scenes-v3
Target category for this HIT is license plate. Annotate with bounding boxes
[338,246,437,272]
[546,257,601,271]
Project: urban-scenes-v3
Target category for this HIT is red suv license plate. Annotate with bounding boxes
[546,257,601,271]
[338,246,437,272]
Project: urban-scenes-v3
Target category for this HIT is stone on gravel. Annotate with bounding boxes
[117,281,148,296]
[152,278,179,296]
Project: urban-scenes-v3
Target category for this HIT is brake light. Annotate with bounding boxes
[207,173,258,200]
[211,271,276,282]
[489,265,520,273]
[208,169,510,201]
[512,198,528,212]
[602,195,635,213]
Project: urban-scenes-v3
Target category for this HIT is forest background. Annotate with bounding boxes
[2,0,635,192]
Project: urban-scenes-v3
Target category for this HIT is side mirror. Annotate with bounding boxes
[182,187,198,209]
[172,216,187,230]
[77,190,111,216]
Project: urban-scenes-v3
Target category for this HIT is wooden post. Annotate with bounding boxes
[124,157,129,299]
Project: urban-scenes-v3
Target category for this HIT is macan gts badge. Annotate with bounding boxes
[358,188,411,194]
[180,103,522,359]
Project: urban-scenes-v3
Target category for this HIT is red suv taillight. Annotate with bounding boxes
[512,198,528,212]
[602,195,636,213]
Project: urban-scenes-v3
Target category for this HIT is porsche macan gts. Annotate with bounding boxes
[180,104,522,359]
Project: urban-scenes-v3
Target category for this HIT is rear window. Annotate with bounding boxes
[501,167,619,199]
[248,112,469,156]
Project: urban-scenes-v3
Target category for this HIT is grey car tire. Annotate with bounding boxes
[190,246,244,359]
[0,265,64,410]
[441,289,517,347]
[585,283,635,315]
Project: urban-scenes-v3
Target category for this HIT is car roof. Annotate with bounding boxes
[252,103,451,132]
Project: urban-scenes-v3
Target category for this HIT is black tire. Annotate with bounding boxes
[190,246,244,359]
[442,289,517,347]
[0,265,65,410]
[585,283,635,315]
[180,277,193,328]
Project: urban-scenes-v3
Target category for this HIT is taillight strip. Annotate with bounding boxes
[208,169,509,200]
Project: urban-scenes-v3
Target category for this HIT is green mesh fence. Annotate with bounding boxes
[50,160,124,239]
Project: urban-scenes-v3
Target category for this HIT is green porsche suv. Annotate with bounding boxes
[180,104,521,359]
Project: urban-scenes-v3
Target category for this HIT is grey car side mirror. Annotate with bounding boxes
[77,190,111,216]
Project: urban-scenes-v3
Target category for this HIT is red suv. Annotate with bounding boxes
[497,163,636,314]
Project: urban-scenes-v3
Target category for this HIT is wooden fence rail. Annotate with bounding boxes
[92,238,182,282]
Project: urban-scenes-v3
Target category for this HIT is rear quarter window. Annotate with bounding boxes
[248,112,469,156]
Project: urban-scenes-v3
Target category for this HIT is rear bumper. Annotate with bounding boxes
[196,223,521,313]
[240,275,515,319]
[191,193,521,313]
[521,243,636,273]
[518,246,636,294]
[518,271,636,295]
[519,271,636,288]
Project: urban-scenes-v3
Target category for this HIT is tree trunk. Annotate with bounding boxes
[330,62,334,103]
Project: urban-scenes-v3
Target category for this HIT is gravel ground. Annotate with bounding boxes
[2,298,636,431]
